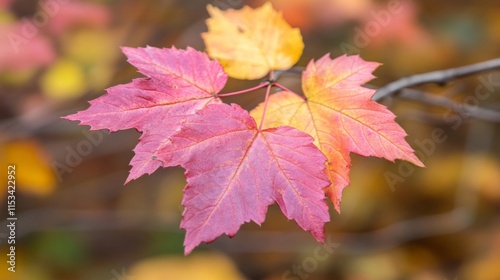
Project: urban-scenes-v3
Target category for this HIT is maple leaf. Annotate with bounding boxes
[156,103,330,254]
[64,46,227,182]
[251,54,424,212]
[202,3,304,80]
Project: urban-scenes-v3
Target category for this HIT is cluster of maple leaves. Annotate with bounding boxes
[66,3,423,254]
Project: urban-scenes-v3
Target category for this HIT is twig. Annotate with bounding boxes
[258,83,273,131]
[399,88,500,122]
[273,82,305,100]
[217,82,269,97]
[273,66,305,80]
[373,58,500,101]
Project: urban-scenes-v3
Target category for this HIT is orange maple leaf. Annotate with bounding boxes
[251,54,424,212]
[202,3,304,80]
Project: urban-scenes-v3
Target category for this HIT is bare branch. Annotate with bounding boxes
[373,58,500,101]
[399,88,500,123]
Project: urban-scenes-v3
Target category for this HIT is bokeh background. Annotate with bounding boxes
[1,0,500,279]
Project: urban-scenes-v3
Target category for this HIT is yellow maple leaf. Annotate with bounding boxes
[202,3,304,80]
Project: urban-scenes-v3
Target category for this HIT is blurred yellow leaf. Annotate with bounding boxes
[64,29,118,64]
[462,257,500,280]
[0,140,56,197]
[129,252,247,280]
[0,10,14,23]
[59,29,118,92]
[486,8,500,42]
[348,251,400,280]
[0,247,51,280]
[41,59,86,100]
[203,3,304,79]
[417,153,500,200]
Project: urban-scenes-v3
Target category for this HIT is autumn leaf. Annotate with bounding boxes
[0,140,57,197]
[64,6,425,254]
[65,46,227,182]
[202,3,304,80]
[251,54,424,212]
[129,253,247,280]
[157,103,330,254]
[41,58,86,100]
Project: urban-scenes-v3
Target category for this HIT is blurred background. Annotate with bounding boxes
[1,0,500,279]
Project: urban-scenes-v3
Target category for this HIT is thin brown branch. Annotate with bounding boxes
[373,58,500,101]
[399,88,500,123]
[273,66,305,80]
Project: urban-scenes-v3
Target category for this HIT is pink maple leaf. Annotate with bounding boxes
[157,103,331,254]
[64,46,227,182]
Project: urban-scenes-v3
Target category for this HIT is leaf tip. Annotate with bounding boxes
[326,187,343,214]
[120,46,136,57]
[412,156,425,168]
[183,244,195,256]
[312,226,326,244]
[61,112,87,127]
[124,175,135,185]
[61,113,76,121]
[205,3,219,14]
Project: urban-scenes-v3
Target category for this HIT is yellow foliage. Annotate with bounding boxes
[203,3,304,80]
[64,29,117,64]
[129,252,247,280]
[0,140,56,197]
[41,59,86,100]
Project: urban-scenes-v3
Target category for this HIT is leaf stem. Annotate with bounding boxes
[217,82,269,97]
[258,83,273,131]
[273,82,294,93]
[273,82,306,100]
